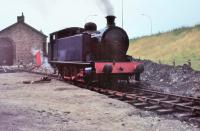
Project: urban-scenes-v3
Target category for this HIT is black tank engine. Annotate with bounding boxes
[48,15,144,85]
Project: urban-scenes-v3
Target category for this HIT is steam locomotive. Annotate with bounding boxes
[48,15,144,86]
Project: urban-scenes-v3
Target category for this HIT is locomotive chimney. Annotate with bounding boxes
[106,15,116,27]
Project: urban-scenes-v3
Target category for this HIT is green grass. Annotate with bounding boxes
[128,25,200,70]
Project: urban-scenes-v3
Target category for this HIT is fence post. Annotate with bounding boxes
[159,60,162,64]
[173,59,176,66]
[187,59,191,67]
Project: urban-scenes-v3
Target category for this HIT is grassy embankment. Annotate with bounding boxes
[128,25,200,70]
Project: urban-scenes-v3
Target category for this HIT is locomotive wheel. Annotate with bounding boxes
[63,67,70,81]
[84,74,92,86]
[111,76,118,90]
[97,75,111,89]
[98,75,105,88]
[135,73,140,81]
[99,75,118,90]
[57,66,64,79]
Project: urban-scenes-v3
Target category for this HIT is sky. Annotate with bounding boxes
[0,0,200,39]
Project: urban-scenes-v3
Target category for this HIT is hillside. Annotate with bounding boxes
[128,25,200,70]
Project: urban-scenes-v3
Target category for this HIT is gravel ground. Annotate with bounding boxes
[0,72,199,131]
[137,60,200,97]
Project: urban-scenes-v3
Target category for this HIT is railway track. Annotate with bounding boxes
[25,71,200,126]
[90,85,200,115]
[74,81,200,126]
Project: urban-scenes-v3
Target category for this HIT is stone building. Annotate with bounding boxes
[0,13,47,65]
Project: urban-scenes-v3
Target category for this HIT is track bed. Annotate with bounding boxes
[0,72,199,131]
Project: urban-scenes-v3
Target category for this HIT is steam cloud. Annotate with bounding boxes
[97,0,114,16]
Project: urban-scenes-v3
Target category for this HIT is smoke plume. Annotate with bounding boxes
[97,0,114,16]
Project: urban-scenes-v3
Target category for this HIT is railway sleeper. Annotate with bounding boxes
[144,105,163,111]
[107,91,120,98]
[152,97,170,102]
[162,99,181,103]
[133,102,149,108]
[98,89,108,94]
[192,107,200,115]
[156,109,174,115]
[188,117,200,125]
[176,102,194,106]
[173,105,200,115]
[174,112,197,119]
[123,100,138,104]
[109,93,127,100]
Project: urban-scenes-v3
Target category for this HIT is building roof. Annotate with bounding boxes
[0,13,47,38]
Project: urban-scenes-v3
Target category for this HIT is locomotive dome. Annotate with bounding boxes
[84,22,97,31]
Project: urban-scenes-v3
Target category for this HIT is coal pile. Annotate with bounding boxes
[138,59,200,97]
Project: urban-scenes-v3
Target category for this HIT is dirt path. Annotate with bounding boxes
[0,72,199,131]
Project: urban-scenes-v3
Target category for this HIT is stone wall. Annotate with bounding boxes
[0,23,46,64]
